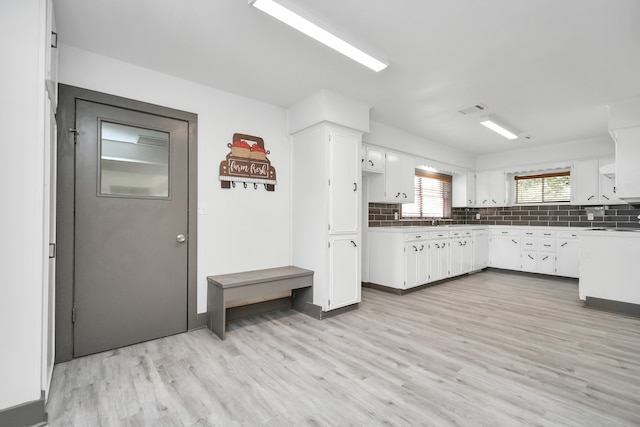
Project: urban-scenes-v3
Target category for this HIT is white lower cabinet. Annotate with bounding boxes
[556,231,580,278]
[329,235,360,310]
[368,228,478,291]
[473,229,489,270]
[428,232,450,282]
[404,240,429,288]
[489,230,521,270]
[450,231,473,276]
[368,226,582,292]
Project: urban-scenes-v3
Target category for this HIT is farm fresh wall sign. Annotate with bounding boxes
[219,133,277,191]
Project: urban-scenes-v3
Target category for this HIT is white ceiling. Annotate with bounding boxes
[54,0,640,155]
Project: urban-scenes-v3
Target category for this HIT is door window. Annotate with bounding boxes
[100,122,170,197]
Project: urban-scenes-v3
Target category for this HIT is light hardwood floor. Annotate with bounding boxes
[46,270,640,426]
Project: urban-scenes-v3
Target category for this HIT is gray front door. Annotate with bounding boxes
[73,100,189,357]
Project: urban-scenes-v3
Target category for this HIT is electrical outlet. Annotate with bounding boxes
[475,213,481,220]
[587,213,594,221]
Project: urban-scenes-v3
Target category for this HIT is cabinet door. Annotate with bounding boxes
[452,172,475,207]
[417,242,429,285]
[599,158,621,203]
[557,239,580,278]
[364,146,384,173]
[615,127,640,201]
[572,159,599,204]
[404,242,419,288]
[475,172,491,206]
[450,239,463,276]
[490,236,521,270]
[461,239,473,273]
[329,236,360,310]
[473,231,489,270]
[488,170,506,205]
[521,252,537,272]
[329,130,359,233]
[429,240,449,281]
[538,253,555,274]
[385,152,415,203]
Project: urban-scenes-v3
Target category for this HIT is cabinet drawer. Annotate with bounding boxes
[558,231,579,239]
[539,238,556,252]
[430,231,450,239]
[521,238,537,251]
[491,229,519,236]
[405,233,427,241]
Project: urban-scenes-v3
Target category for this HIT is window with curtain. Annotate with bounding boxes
[514,171,571,204]
[402,171,452,218]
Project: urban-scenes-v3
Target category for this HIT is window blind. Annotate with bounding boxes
[514,171,571,203]
[402,171,452,218]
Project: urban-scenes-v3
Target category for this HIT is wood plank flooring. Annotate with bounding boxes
[46,270,640,426]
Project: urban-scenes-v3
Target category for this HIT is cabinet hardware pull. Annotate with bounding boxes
[353,183,357,191]
[419,244,424,251]
[413,245,418,252]
[511,239,518,244]
[561,242,568,246]
[528,254,534,259]
[588,195,594,200]
[396,192,401,198]
[602,195,609,200]
[369,160,374,166]
[543,256,549,260]
[402,193,407,198]
[351,240,357,247]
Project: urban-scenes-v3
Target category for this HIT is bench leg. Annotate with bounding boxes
[209,285,226,340]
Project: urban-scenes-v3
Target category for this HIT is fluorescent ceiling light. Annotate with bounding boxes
[480,116,519,140]
[249,0,388,72]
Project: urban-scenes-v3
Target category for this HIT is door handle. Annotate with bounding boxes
[176,234,187,243]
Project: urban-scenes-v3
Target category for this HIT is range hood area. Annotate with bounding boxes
[608,97,640,204]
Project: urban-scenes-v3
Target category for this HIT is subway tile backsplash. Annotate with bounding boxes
[368,203,640,229]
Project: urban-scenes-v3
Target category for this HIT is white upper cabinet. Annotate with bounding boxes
[572,157,625,205]
[361,144,384,173]
[475,170,506,206]
[612,127,640,203]
[598,157,621,204]
[452,172,476,207]
[368,151,415,203]
[329,130,360,234]
[572,159,599,204]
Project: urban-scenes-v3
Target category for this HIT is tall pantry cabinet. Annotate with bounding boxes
[291,124,362,313]
[289,91,370,317]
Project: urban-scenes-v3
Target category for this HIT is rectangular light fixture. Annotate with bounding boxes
[249,0,388,72]
[480,116,519,140]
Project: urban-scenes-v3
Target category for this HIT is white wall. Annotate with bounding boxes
[364,121,476,171]
[0,0,47,411]
[58,45,292,313]
[475,136,614,171]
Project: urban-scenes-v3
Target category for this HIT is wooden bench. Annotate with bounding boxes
[207,266,314,340]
